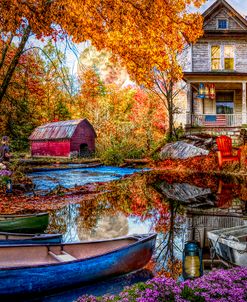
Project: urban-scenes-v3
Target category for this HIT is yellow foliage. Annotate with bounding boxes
[0,0,205,87]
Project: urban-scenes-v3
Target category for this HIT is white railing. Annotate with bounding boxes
[190,114,242,127]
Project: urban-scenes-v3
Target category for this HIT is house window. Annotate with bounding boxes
[211,46,221,70]
[224,46,234,70]
[211,45,234,71]
[216,92,234,114]
[218,19,228,29]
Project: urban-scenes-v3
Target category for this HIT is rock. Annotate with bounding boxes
[160,141,209,160]
[158,181,216,208]
[181,134,217,151]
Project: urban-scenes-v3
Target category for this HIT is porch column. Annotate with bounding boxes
[186,82,192,127]
[242,82,247,125]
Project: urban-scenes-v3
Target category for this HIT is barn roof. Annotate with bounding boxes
[29,119,96,141]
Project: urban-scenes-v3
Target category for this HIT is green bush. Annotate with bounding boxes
[100,147,125,165]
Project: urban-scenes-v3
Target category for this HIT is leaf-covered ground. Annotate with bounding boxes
[0,183,106,214]
[1,154,246,214]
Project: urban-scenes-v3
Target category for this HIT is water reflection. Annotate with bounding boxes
[27,269,153,302]
[157,181,216,208]
[47,171,247,278]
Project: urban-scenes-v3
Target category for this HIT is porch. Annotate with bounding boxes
[184,72,247,129]
[189,113,242,127]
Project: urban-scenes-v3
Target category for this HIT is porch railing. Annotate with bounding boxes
[190,114,242,127]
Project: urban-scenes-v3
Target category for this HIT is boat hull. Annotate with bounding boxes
[0,234,156,297]
[0,213,49,233]
[0,232,62,245]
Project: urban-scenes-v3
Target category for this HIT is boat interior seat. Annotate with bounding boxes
[48,250,77,262]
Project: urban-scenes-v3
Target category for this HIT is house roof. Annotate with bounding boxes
[203,0,247,31]
[183,71,247,82]
[29,119,96,141]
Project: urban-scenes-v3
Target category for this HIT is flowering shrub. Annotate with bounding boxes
[0,169,12,177]
[77,267,247,302]
[0,169,12,187]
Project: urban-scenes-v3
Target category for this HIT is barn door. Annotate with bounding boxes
[80,143,90,157]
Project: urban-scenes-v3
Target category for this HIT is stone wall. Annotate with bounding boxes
[185,127,242,145]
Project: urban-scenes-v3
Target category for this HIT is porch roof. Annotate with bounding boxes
[183,72,247,83]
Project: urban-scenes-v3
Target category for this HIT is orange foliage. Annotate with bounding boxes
[153,153,219,174]
[80,68,104,102]
[0,0,205,85]
[129,88,167,145]
[157,259,182,279]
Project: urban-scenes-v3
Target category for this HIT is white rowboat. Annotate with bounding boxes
[207,225,247,267]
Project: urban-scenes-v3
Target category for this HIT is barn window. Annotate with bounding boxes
[218,19,228,29]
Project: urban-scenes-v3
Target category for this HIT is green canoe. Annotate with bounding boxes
[0,213,49,233]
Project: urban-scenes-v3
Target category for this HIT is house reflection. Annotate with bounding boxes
[77,213,129,241]
[186,178,246,249]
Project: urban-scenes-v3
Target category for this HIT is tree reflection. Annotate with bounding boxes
[47,171,247,278]
[73,173,186,277]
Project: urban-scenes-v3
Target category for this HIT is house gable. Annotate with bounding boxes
[190,0,247,73]
[203,0,247,32]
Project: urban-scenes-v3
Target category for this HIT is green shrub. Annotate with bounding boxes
[100,147,125,165]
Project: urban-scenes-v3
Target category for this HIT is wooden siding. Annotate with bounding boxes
[204,8,244,31]
[203,98,215,114]
[235,43,247,72]
[192,40,247,73]
[235,89,242,114]
[193,94,203,114]
[31,141,71,157]
[70,120,96,152]
[192,43,210,72]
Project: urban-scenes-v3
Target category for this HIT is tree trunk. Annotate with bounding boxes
[167,96,174,141]
[0,25,31,103]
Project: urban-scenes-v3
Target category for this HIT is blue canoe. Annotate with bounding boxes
[0,233,156,297]
[0,232,62,245]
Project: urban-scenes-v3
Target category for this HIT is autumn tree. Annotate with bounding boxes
[0,38,75,149]
[80,67,106,103]
[0,41,46,149]
[147,50,190,141]
[38,41,75,122]
[70,0,204,140]
[129,89,166,152]
[0,0,204,104]
[0,0,204,151]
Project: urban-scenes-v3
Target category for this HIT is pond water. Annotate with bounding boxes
[28,165,147,195]
[26,169,247,301]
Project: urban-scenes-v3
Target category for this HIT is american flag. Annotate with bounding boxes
[204,115,226,127]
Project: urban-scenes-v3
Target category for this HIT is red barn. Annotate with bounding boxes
[29,119,96,157]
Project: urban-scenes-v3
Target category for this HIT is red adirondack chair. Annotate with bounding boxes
[216,135,241,169]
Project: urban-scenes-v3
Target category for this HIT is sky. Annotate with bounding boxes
[200,0,247,14]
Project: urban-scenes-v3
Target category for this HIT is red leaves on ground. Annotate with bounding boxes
[0,183,105,214]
